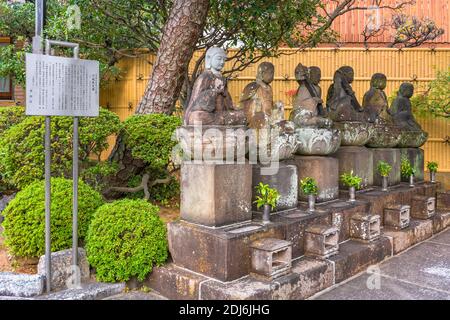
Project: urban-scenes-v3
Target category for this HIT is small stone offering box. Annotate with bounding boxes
[350,214,381,242]
[250,238,292,281]
[384,204,410,230]
[305,225,339,259]
[411,195,435,220]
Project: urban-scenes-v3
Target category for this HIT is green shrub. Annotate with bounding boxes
[401,157,416,177]
[340,171,363,189]
[300,177,318,196]
[377,161,392,177]
[0,106,26,135]
[2,177,104,258]
[254,182,280,209]
[0,108,121,189]
[122,114,181,171]
[86,199,168,282]
[427,161,438,172]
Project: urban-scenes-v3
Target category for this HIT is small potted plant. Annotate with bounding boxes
[340,170,362,202]
[377,161,392,192]
[300,177,319,212]
[427,161,438,183]
[401,157,416,187]
[254,182,280,223]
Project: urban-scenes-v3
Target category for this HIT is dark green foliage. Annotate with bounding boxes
[0,108,121,189]
[0,106,26,135]
[122,114,181,171]
[86,199,168,282]
[2,177,104,257]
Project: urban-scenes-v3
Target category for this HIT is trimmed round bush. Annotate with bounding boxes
[86,199,168,282]
[2,177,104,258]
[0,108,121,189]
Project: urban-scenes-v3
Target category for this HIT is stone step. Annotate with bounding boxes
[383,219,433,254]
[104,291,168,300]
[199,257,334,300]
[35,282,125,300]
[328,237,392,284]
[0,272,45,298]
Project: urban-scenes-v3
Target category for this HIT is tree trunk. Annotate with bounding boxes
[105,0,210,196]
[136,0,210,115]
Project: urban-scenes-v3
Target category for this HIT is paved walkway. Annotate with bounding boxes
[313,229,450,300]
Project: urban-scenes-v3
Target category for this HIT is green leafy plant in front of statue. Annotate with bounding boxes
[0,107,121,189]
[300,177,318,196]
[86,199,168,282]
[401,157,416,178]
[427,161,439,173]
[377,161,392,177]
[254,182,280,210]
[340,170,363,190]
[2,177,104,258]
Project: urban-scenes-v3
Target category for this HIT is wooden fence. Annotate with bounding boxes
[100,48,450,171]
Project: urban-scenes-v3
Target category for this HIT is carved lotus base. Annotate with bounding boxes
[333,121,374,146]
[397,130,428,148]
[366,124,401,148]
[175,125,248,161]
[248,129,297,161]
[294,127,341,156]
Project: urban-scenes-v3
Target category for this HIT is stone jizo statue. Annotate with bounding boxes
[362,73,391,124]
[184,47,246,126]
[289,64,331,128]
[326,66,365,122]
[240,62,275,129]
[389,83,423,131]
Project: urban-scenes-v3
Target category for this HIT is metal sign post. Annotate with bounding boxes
[45,40,80,275]
[31,0,52,294]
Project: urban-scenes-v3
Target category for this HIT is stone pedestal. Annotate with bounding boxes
[332,146,373,189]
[289,156,339,202]
[180,162,252,227]
[372,148,401,187]
[252,163,298,211]
[399,148,424,182]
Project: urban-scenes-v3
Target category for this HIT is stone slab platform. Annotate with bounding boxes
[328,237,392,284]
[146,257,334,300]
[357,182,437,223]
[383,219,433,254]
[147,237,393,300]
[169,202,371,282]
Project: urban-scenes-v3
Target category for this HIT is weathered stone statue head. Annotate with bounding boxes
[309,66,321,85]
[295,63,309,82]
[205,47,227,73]
[256,62,275,85]
[339,66,355,84]
[398,82,414,98]
[371,73,387,90]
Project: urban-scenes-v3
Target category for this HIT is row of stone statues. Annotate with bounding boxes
[182,47,427,157]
